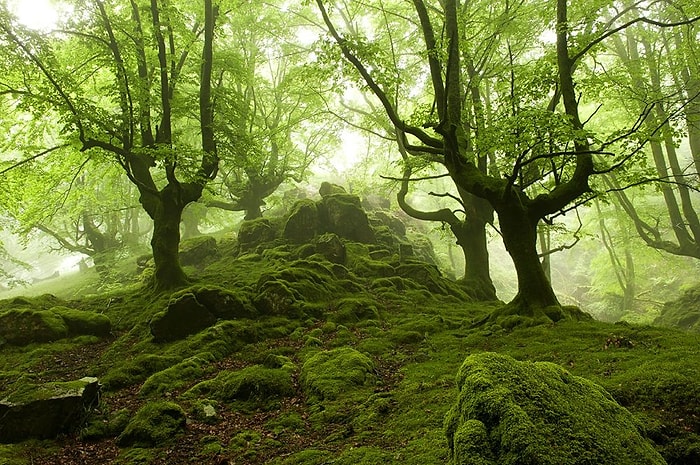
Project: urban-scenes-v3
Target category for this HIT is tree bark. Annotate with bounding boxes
[496,199,560,310]
[149,187,189,291]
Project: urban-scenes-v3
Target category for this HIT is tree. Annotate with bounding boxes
[601,3,700,260]
[203,1,335,221]
[315,0,697,313]
[0,0,220,291]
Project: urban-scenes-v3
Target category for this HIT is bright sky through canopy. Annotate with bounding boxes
[8,0,61,31]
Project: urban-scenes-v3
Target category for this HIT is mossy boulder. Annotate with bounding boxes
[173,285,256,320]
[0,377,100,443]
[318,193,375,243]
[49,306,111,337]
[444,352,666,465]
[314,233,346,264]
[187,364,295,404]
[654,285,700,332]
[139,354,213,397]
[238,218,278,252]
[300,347,376,400]
[179,235,218,267]
[284,199,320,243]
[0,308,68,345]
[116,401,186,447]
[331,297,381,324]
[319,181,347,197]
[149,292,217,342]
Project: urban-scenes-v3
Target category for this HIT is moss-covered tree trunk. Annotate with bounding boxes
[497,201,559,310]
[450,210,496,300]
[149,191,189,291]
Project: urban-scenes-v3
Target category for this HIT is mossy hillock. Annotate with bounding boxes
[445,352,665,465]
[2,188,700,464]
[116,401,186,447]
[654,284,700,332]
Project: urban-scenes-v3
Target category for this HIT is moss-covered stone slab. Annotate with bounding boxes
[300,347,376,401]
[445,352,666,465]
[116,401,186,447]
[149,292,217,342]
[0,377,100,443]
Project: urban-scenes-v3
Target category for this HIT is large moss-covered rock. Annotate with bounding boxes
[284,199,320,243]
[238,218,277,252]
[149,292,217,342]
[179,235,218,267]
[444,352,666,465]
[0,377,100,443]
[116,401,186,447]
[318,193,375,243]
[319,181,347,197]
[654,285,700,332]
[49,306,111,337]
[300,347,376,401]
[0,309,68,345]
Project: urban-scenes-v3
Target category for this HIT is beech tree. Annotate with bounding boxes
[316,0,698,313]
[0,0,219,291]
[204,1,335,221]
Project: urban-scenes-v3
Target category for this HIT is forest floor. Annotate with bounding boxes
[0,231,699,465]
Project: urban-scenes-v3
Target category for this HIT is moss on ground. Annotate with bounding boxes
[300,347,376,401]
[1,222,699,464]
[116,401,186,447]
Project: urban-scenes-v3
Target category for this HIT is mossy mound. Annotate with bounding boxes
[238,218,279,253]
[139,354,213,397]
[49,306,111,337]
[186,364,295,405]
[0,309,68,345]
[179,235,218,267]
[284,199,320,243]
[253,259,342,316]
[116,401,186,447]
[171,285,256,320]
[654,284,700,332]
[300,347,376,401]
[445,352,665,465]
[149,292,217,342]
